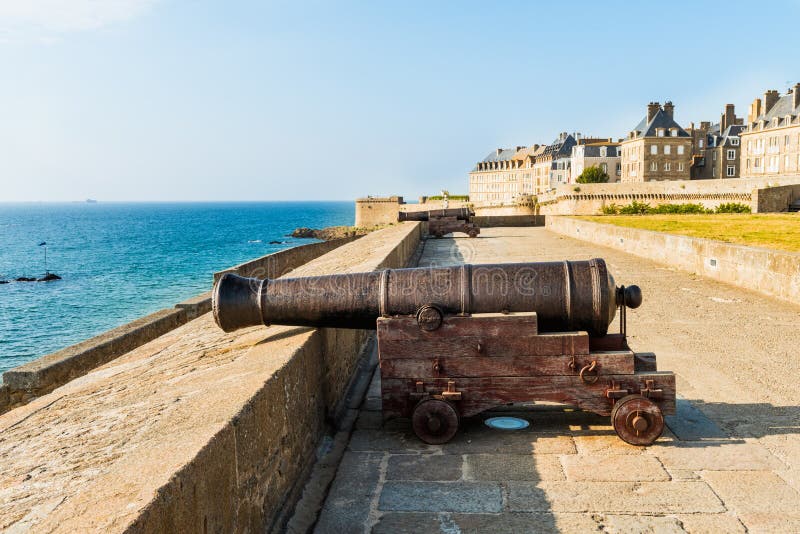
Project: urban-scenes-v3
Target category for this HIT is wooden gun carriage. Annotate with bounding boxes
[212,259,675,446]
[398,208,480,238]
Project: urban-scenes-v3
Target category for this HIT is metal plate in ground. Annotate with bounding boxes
[484,416,530,430]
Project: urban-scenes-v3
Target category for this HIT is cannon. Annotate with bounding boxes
[213,259,675,445]
[398,208,480,238]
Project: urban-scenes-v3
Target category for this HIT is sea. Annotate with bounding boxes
[0,201,353,375]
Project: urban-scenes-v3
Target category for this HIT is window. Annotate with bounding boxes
[671,128,678,137]
[650,145,658,155]
[600,147,607,157]
[664,163,671,171]
[785,155,790,169]
[677,145,684,155]
[616,163,621,175]
[678,162,684,171]
[650,162,657,171]
[727,149,736,160]
[786,135,791,146]
[657,129,665,137]
[731,138,739,146]
[601,163,608,173]
[664,145,671,155]
[699,139,704,148]
[727,166,735,177]
[754,157,761,168]
[713,151,717,161]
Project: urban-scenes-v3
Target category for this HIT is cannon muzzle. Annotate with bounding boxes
[212,259,641,336]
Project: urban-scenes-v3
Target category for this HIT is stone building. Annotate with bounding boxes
[533,132,577,191]
[469,146,530,203]
[620,101,693,182]
[570,141,622,183]
[688,104,745,179]
[740,85,800,177]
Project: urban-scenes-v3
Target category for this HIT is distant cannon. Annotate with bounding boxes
[398,208,479,238]
[212,258,674,446]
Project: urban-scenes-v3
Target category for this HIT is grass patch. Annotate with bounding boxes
[576,214,800,253]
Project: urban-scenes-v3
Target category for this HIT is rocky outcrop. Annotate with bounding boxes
[290,225,389,241]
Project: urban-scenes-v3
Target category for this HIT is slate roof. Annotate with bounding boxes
[631,109,690,138]
[541,134,576,159]
[480,148,518,163]
[582,144,620,157]
[754,93,799,129]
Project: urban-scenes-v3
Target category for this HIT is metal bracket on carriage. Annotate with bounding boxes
[605,380,629,400]
[410,379,462,402]
[640,379,663,400]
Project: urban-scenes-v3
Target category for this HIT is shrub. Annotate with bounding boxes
[576,165,610,184]
[601,203,621,215]
[716,202,751,213]
[573,186,581,192]
[650,203,711,214]
[619,200,651,215]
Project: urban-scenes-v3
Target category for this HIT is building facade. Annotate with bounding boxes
[688,104,744,179]
[570,141,621,183]
[468,146,531,203]
[620,101,693,182]
[740,85,800,178]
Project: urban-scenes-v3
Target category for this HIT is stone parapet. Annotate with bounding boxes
[547,216,800,306]
[537,175,800,215]
[0,222,423,533]
[1,238,359,416]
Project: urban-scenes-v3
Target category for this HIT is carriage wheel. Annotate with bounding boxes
[611,394,664,446]
[412,398,460,444]
[468,230,478,238]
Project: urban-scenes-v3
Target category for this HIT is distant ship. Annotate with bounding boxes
[85,199,98,203]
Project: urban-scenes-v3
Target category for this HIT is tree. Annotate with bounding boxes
[576,165,610,184]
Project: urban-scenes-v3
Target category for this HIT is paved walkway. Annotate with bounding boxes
[314,227,800,533]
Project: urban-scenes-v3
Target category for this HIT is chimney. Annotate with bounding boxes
[748,98,762,123]
[663,101,675,119]
[764,90,780,114]
[647,102,660,122]
[516,146,526,151]
[794,83,800,110]
[721,104,735,130]
[496,148,503,156]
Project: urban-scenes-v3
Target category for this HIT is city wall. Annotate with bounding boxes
[355,196,470,227]
[536,175,800,215]
[547,216,800,306]
[0,237,359,416]
[0,223,423,533]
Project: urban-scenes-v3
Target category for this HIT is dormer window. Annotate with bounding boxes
[670,128,678,137]
[773,118,780,127]
[731,138,739,146]
[600,147,607,157]
[787,115,793,126]
[657,129,665,137]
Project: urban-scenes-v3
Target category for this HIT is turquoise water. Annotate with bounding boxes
[0,202,353,374]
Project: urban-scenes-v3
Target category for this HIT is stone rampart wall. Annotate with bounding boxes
[0,222,423,533]
[0,238,358,416]
[355,197,470,227]
[537,176,800,215]
[547,217,800,306]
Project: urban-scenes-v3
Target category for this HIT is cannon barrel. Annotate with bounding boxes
[212,259,640,337]
[398,208,474,222]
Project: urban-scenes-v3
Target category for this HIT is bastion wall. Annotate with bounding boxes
[355,196,471,227]
[0,237,360,415]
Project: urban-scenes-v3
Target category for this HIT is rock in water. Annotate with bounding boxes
[291,227,316,238]
[15,277,37,282]
[38,273,62,282]
[0,280,9,284]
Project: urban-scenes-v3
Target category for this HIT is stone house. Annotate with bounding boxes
[740,85,800,177]
[620,101,693,182]
[688,104,745,179]
[469,146,529,203]
[533,132,577,192]
[570,141,622,183]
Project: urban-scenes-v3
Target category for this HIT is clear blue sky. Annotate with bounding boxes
[1,0,798,201]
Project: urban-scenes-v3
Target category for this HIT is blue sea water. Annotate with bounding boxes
[0,202,353,375]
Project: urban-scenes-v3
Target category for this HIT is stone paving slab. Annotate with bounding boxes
[387,454,462,481]
[653,440,786,471]
[314,452,383,532]
[379,481,503,513]
[464,453,565,481]
[507,481,725,514]
[561,454,670,481]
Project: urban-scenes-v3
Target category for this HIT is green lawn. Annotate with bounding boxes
[577,214,800,253]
